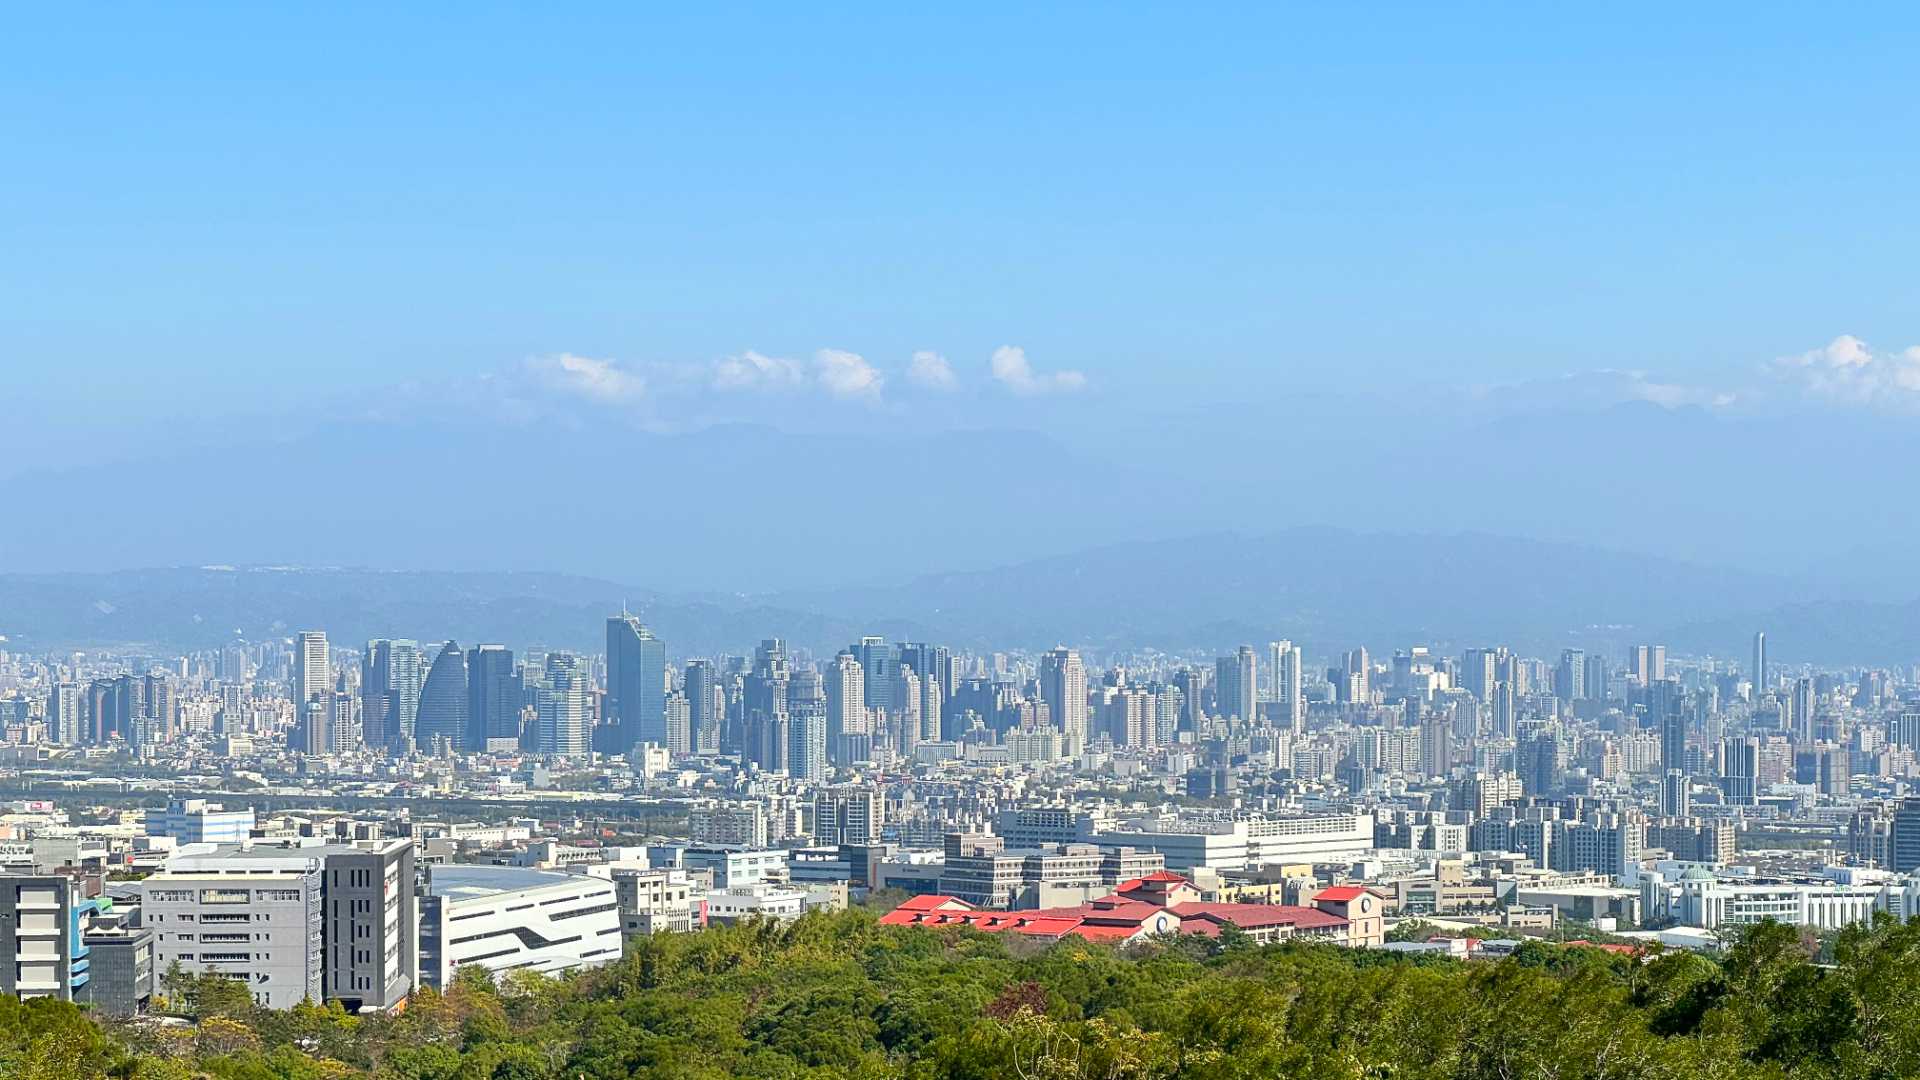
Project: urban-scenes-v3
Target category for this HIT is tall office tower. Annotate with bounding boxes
[1792,677,1817,745]
[1154,686,1182,746]
[851,636,900,715]
[1751,631,1768,693]
[1894,708,1920,753]
[899,642,955,702]
[786,670,827,781]
[1583,655,1610,702]
[1660,769,1691,818]
[684,660,720,754]
[825,652,867,746]
[897,668,924,753]
[1038,647,1088,741]
[414,641,469,752]
[298,697,330,755]
[1171,667,1206,735]
[1518,729,1564,797]
[1214,646,1256,724]
[465,644,517,752]
[45,684,80,745]
[605,615,667,753]
[663,692,691,756]
[1652,678,1686,772]
[1461,647,1498,704]
[1343,647,1371,704]
[362,639,423,752]
[1891,798,1920,874]
[1627,644,1666,687]
[744,639,791,770]
[1420,717,1452,779]
[1555,649,1587,704]
[293,631,330,716]
[535,653,589,756]
[1719,735,1760,806]
[922,674,944,742]
[1270,640,1305,734]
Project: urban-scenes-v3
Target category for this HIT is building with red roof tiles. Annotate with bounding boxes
[880,874,1381,947]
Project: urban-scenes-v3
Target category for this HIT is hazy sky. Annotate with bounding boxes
[6,5,1920,473]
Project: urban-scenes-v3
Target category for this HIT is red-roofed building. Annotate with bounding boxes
[880,875,1382,947]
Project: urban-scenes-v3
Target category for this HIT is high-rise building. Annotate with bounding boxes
[664,692,691,755]
[293,631,330,718]
[899,642,955,702]
[362,639,423,752]
[851,637,899,716]
[813,787,882,845]
[1719,736,1759,806]
[786,670,827,781]
[825,652,867,749]
[1556,649,1586,704]
[745,639,791,771]
[1751,631,1769,693]
[1893,798,1920,874]
[1792,678,1817,745]
[1628,644,1666,687]
[45,684,80,745]
[606,615,667,754]
[1270,640,1304,734]
[414,641,469,752]
[1215,646,1256,724]
[684,659,720,755]
[1039,648,1088,741]
[1344,647,1371,704]
[466,644,518,752]
[1651,678,1686,772]
[1461,648,1498,704]
[1659,769,1690,818]
[535,653,590,757]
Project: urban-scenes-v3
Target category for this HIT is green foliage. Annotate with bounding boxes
[19,911,1920,1078]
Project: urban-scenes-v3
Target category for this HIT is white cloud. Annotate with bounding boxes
[989,345,1087,396]
[525,353,647,404]
[1774,334,1920,408]
[713,350,807,391]
[814,349,885,400]
[908,350,958,390]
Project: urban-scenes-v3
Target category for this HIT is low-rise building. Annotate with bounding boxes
[417,865,621,988]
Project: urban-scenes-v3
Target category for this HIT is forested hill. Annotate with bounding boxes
[9,908,1920,1080]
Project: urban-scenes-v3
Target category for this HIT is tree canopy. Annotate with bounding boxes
[11,910,1920,1079]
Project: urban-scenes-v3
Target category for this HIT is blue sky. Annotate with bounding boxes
[5,5,1920,472]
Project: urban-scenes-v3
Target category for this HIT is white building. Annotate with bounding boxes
[1642,867,1893,932]
[416,866,620,988]
[142,865,323,1008]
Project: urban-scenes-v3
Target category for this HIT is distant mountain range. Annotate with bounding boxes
[1,528,1908,664]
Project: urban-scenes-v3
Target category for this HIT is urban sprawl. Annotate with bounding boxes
[0,621,1912,1017]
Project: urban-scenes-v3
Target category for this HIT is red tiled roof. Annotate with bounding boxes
[1173,903,1347,931]
[881,891,1349,945]
[1110,870,1193,892]
[895,894,972,912]
[1313,886,1375,903]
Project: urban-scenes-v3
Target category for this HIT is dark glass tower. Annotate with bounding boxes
[414,641,469,751]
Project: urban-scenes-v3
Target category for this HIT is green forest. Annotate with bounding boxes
[8,909,1920,1080]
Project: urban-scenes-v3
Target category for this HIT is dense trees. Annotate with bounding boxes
[16,910,1920,1078]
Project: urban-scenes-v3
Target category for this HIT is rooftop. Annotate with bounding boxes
[425,864,584,900]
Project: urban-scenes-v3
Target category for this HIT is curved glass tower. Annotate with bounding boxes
[414,641,469,752]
